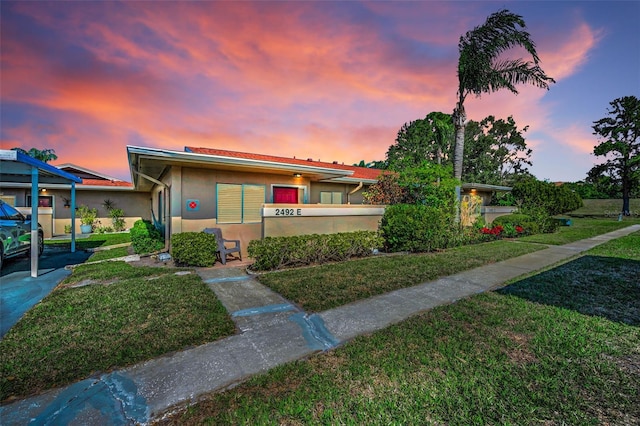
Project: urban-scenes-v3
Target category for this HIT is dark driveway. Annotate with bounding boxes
[0,246,93,337]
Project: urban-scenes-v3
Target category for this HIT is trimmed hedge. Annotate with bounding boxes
[130,220,164,254]
[512,177,583,215]
[171,232,218,267]
[247,231,384,271]
[380,204,452,253]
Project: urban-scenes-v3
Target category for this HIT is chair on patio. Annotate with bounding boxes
[203,228,242,265]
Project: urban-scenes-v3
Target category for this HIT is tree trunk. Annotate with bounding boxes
[452,103,466,181]
[622,185,631,216]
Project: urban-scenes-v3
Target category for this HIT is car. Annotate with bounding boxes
[0,199,44,270]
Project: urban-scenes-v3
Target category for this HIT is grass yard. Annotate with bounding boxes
[569,198,640,217]
[88,246,131,262]
[45,232,131,251]
[0,262,235,401]
[159,232,640,425]
[519,216,640,245]
[258,240,546,312]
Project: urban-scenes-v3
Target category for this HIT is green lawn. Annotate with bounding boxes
[257,240,545,312]
[160,231,640,425]
[519,216,640,245]
[568,198,640,217]
[0,262,235,401]
[45,232,131,250]
[88,246,131,262]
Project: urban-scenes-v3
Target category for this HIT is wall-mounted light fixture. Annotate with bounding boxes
[40,188,47,193]
[292,173,302,178]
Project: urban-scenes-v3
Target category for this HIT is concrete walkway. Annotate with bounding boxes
[1,224,638,425]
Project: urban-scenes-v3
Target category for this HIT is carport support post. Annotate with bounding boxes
[70,182,76,253]
[30,167,39,277]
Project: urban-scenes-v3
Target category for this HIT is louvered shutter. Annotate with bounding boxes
[242,185,265,223]
[217,184,242,223]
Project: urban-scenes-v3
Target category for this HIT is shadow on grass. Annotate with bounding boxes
[498,255,640,326]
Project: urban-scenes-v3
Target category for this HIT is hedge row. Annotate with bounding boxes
[492,211,558,235]
[380,204,453,253]
[130,220,164,254]
[512,178,583,215]
[247,231,384,271]
[171,232,218,267]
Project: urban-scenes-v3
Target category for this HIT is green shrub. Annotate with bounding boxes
[108,208,127,232]
[512,177,583,215]
[492,214,532,227]
[380,204,453,252]
[248,231,383,271]
[492,213,544,235]
[518,206,559,234]
[130,220,164,254]
[171,232,218,267]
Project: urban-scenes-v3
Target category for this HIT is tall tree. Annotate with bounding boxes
[11,147,58,163]
[453,9,554,182]
[386,111,453,171]
[463,115,531,185]
[590,95,640,216]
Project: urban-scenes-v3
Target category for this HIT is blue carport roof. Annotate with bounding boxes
[0,150,82,184]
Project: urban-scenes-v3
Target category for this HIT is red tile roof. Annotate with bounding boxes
[81,179,133,187]
[185,146,383,181]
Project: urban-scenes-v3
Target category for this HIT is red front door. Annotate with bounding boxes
[273,187,298,203]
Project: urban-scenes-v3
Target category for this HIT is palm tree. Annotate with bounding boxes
[11,147,58,163]
[452,9,555,182]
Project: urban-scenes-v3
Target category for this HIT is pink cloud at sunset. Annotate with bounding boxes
[1,1,638,183]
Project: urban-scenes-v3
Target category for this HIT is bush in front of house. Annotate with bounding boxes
[171,232,218,267]
[130,220,164,254]
[491,213,539,235]
[247,231,384,271]
[380,204,453,253]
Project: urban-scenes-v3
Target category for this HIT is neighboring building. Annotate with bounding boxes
[127,146,386,255]
[461,183,517,224]
[1,164,149,237]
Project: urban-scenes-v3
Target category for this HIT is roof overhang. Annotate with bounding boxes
[127,145,356,191]
[462,183,512,192]
[0,150,82,185]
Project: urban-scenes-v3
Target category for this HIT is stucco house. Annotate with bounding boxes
[126,146,386,255]
[2,145,516,256]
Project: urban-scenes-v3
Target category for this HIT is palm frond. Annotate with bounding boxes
[456,9,554,100]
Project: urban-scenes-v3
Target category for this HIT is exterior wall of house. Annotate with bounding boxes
[482,206,518,224]
[2,187,150,237]
[161,166,377,256]
[309,182,368,204]
[262,204,384,238]
[460,189,517,224]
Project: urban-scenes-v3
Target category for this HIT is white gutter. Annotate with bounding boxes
[131,168,171,253]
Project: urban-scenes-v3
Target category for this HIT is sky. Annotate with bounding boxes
[1,1,639,183]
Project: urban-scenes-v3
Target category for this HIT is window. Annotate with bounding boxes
[217,184,265,224]
[320,191,343,204]
[26,195,53,207]
[0,195,16,206]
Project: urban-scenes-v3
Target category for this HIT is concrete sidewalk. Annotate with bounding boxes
[1,224,638,425]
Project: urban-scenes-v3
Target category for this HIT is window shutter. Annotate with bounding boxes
[242,185,265,223]
[217,184,242,223]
